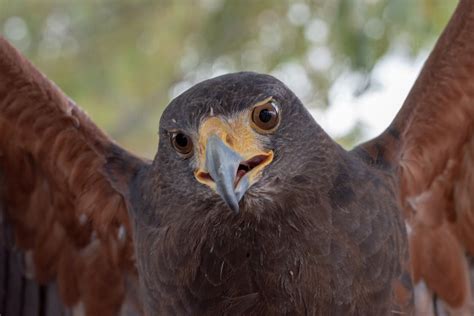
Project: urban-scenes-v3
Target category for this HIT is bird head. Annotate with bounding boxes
[153,72,329,215]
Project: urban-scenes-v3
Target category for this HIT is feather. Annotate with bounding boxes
[356,0,474,312]
[0,37,148,315]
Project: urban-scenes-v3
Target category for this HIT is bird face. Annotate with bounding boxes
[193,97,278,213]
[164,97,279,213]
[155,72,323,215]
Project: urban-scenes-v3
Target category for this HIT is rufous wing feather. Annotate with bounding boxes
[0,37,148,315]
[355,0,474,313]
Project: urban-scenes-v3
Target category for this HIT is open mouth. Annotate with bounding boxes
[196,154,271,188]
[234,154,269,186]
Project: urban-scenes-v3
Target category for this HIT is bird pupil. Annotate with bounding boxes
[259,109,273,123]
[175,134,188,147]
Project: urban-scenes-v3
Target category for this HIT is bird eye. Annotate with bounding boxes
[171,132,193,156]
[251,100,279,132]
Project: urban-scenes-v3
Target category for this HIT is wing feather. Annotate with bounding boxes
[355,0,474,311]
[0,36,146,315]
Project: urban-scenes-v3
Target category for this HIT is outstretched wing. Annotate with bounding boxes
[355,0,474,313]
[0,37,148,315]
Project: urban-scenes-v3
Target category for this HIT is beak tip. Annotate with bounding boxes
[229,202,240,215]
[222,193,241,214]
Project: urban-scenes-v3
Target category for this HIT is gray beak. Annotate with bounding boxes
[205,135,250,213]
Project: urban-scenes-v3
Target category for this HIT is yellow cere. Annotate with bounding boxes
[194,104,274,190]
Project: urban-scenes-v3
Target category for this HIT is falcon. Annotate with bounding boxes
[1,0,473,315]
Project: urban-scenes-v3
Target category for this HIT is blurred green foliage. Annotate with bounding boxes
[0,0,456,157]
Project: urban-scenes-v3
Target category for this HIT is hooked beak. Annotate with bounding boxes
[195,134,273,214]
[204,135,249,213]
[194,116,274,214]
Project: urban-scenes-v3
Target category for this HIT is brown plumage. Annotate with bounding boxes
[1,0,474,315]
[0,35,144,315]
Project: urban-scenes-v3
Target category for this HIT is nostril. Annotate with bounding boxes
[225,134,234,146]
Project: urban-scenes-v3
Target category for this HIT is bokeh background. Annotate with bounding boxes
[0,0,456,158]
